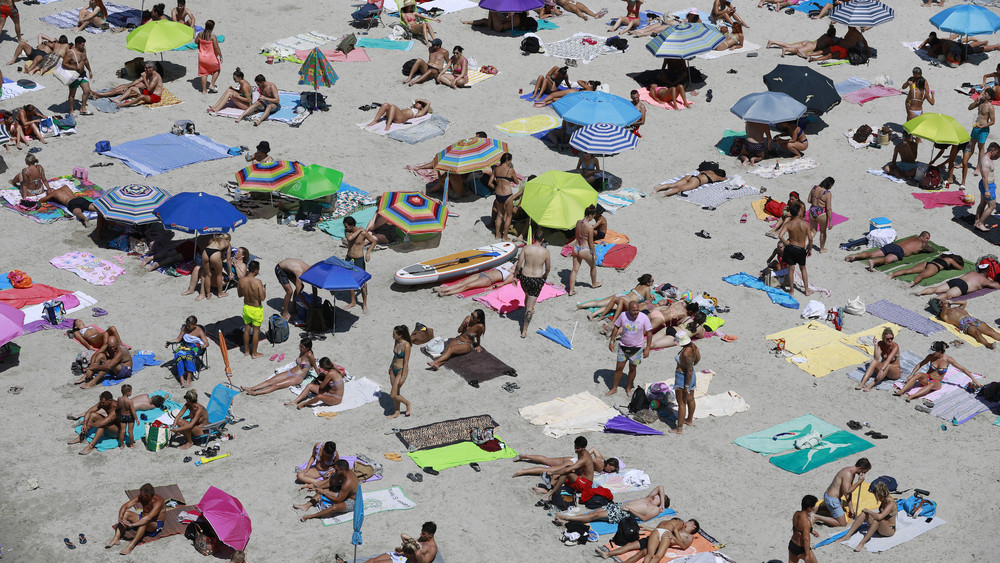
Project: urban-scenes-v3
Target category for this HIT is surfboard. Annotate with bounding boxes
[394,242,518,286]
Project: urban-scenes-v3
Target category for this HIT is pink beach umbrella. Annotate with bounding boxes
[197,486,252,551]
[0,303,25,346]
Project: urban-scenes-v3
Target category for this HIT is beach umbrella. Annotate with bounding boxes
[280,164,344,201]
[930,5,1000,37]
[377,192,448,234]
[520,171,598,230]
[479,0,544,11]
[553,91,641,127]
[351,485,365,563]
[830,0,894,28]
[154,192,247,234]
[536,325,572,349]
[0,303,25,347]
[94,184,170,225]
[904,113,971,145]
[125,20,194,53]
[297,47,338,110]
[235,160,306,192]
[569,122,638,179]
[763,65,841,115]
[646,22,725,59]
[197,486,252,551]
[730,92,807,126]
[604,414,664,436]
[301,256,373,334]
[433,136,508,207]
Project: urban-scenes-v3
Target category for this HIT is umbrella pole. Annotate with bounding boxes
[570,321,578,349]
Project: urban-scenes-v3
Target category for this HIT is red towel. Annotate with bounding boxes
[911,190,972,209]
[601,244,637,269]
[0,284,72,308]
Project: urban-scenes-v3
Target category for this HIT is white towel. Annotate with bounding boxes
[622,469,651,489]
[310,377,382,415]
[837,515,946,552]
[694,391,749,418]
[697,41,761,60]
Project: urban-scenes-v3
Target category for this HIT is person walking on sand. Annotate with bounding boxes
[777,202,814,296]
[789,495,819,563]
[63,36,93,115]
[806,177,834,253]
[670,329,700,435]
[606,301,652,397]
[344,216,377,313]
[275,258,313,321]
[568,205,601,295]
[196,19,221,94]
[0,0,22,43]
[814,458,870,527]
[238,260,265,358]
[515,227,551,338]
[973,142,1000,232]
[387,325,412,419]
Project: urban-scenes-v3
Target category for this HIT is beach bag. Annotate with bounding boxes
[801,300,826,319]
[42,300,66,325]
[300,91,329,111]
[628,387,650,413]
[425,336,445,356]
[978,381,1000,402]
[402,58,417,76]
[337,33,357,54]
[7,270,32,289]
[794,430,822,450]
[267,314,289,345]
[844,296,866,316]
[868,475,898,493]
[171,120,197,135]
[606,36,628,52]
[53,63,79,86]
[852,125,872,144]
[520,36,541,54]
[479,65,498,74]
[899,494,936,518]
[763,197,785,217]
[146,421,170,452]
[95,140,111,153]
[728,136,745,157]
[847,48,869,65]
[612,516,640,546]
[192,522,217,556]
[521,16,538,32]
[410,323,434,345]
[54,114,77,129]
[920,166,943,190]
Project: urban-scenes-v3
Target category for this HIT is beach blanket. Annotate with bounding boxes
[463,68,499,86]
[894,365,984,400]
[388,115,450,144]
[601,530,720,561]
[121,485,188,542]
[41,2,139,33]
[145,87,182,109]
[818,513,946,552]
[0,284,71,309]
[697,41,760,59]
[865,300,945,335]
[423,0,479,13]
[734,414,842,455]
[792,0,832,12]
[844,128,875,148]
[75,391,182,452]
[101,133,233,177]
[694,391,750,418]
[358,114,433,136]
[292,48,371,63]
[603,415,662,436]
[20,290,95,321]
[210,91,310,126]
[592,508,677,536]
[593,467,653,493]
[957,287,998,300]
[867,168,908,184]
[49,251,124,285]
[842,85,904,105]
[841,323,903,356]
[423,345,516,384]
[637,87,693,110]
[473,280,566,313]
[766,321,844,354]
[306,377,382,416]
[321,487,416,527]
[356,37,415,51]
[835,76,872,96]
[928,387,999,423]
[787,341,871,377]
[597,190,641,213]
[598,243,637,269]
[912,190,972,209]
[716,129,746,155]
[260,31,337,57]
[396,415,499,450]
[519,391,618,438]
[327,183,377,219]
[535,32,620,64]
[0,78,45,102]
[676,176,759,208]
[90,89,123,114]
[0,177,99,223]
[748,157,820,179]
[496,114,561,137]
[722,272,799,309]
[318,206,377,239]
[512,19,559,36]
[408,438,518,470]
[769,430,874,474]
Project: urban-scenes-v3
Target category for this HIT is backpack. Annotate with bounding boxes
[606,36,628,52]
[920,166,943,190]
[763,197,786,217]
[978,381,1000,402]
[627,386,650,414]
[402,58,417,76]
[612,516,640,546]
[847,48,869,66]
[899,494,936,518]
[42,300,66,325]
[868,475,899,494]
[267,314,289,345]
[337,33,357,54]
[978,257,1000,281]
[171,120,197,135]
[520,36,541,54]
[853,124,873,144]
[300,91,329,111]
[520,16,538,32]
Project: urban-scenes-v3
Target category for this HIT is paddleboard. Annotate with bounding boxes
[394,242,518,285]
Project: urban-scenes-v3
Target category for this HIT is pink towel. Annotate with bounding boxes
[637,87,693,110]
[894,365,983,401]
[842,85,903,106]
[294,48,370,62]
[829,211,849,228]
[911,190,972,209]
[474,281,566,314]
[439,274,496,298]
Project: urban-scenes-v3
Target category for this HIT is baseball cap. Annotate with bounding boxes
[430,38,442,47]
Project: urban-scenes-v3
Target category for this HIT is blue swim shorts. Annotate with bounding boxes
[971,126,990,145]
[980,180,996,201]
[823,492,845,519]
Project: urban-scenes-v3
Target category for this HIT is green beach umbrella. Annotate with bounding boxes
[520,171,598,230]
[280,164,344,201]
[126,20,194,53]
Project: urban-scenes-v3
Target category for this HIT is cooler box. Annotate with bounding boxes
[869,217,892,232]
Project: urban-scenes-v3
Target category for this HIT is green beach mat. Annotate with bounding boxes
[892,261,974,286]
[875,239,947,272]
[769,430,874,474]
[407,438,517,471]
[733,414,841,456]
[716,129,746,155]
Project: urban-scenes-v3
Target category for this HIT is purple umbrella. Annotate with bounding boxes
[479,0,544,12]
[603,415,663,436]
[0,303,25,346]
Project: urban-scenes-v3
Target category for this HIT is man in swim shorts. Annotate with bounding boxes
[79,335,132,389]
[67,390,120,454]
[107,483,165,555]
[938,298,1000,349]
[607,301,652,397]
[112,62,164,107]
[361,522,438,563]
[275,257,312,320]
[777,202,814,296]
[846,231,933,271]
[966,88,995,162]
[344,215,377,313]
[814,458,870,527]
[64,36,93,115]
[238,260,265,358]
[920,268,1000,299]
[37,183,98,226]
[404,38,447,86]
[0,0,21,43]
[554,485,670,525]
[515,228,551,338]
[295,459,359,522]
[974,142,1000,232]
[236,73,281,126]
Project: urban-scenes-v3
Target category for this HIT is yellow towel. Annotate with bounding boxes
[751,197,773,221]
[820,484,882,521]
[925,315,993,347]
[787,341,871,377]
[841,322,903,356]
[465,69,498,87]
[146,87,182,109]
[766,321,843,354]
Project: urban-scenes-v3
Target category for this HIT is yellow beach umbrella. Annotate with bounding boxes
[520,171,598,230]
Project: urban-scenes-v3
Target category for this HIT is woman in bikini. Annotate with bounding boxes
[76,0,107,31]
[577,274,655,322]
[67,319,123,351]
[768,26,836,59]
[285,357,346,409]
[647,81,691,109]
[568,206,601,295]
[775,120,808,158]
[889,253,963,287]
[806,177,834,253]
[491,153,518,240]
[296,441,340,485]
[610,0,643,33]
[15,105,47,145]
[712,0,748,28]
[199,233,233,299]
[654,162,727,197]
[837,482,897,552]
[12,153,49,200]
[427,310,485,370]
[575,152,603,187]
[512,448,619,477]
[648,311,707,349]
[894,341,975,401]
[437,46,468,89]
[208,67,252,113]
[366,99,432,132]
[628,13,678,37]
[905,76,934,122]
[530,66,570,102]
[766,191,805,238]
[856,327,901,391]
[788,495,819,563]
[242,338,319,396]
[401,1,438,42]
[714,21,744,51]
[387,325,412,418]
[534,79,599,107]
[434,263,515,296]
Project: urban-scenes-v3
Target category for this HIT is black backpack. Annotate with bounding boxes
[606,36,628,52]
[520,36,541,54]
[521,16,538,32]
[848,48,870,66]
[402,58,417,75]
[300,91,329,111]
[612,516,640,546]
[979,381,1000,402]
[627,387,650,414]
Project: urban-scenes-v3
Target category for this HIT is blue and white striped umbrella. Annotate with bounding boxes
[930,5,1000,37]
[830,0,894,28]
[646,22,725,59]
[569,123,638,155]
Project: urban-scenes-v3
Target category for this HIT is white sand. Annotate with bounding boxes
[1,0,998,561]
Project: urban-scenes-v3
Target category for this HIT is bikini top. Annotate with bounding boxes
[393,345,406,360]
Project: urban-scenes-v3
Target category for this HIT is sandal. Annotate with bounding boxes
[423,467,440,476]
[241,424,259,430]
[695,230,711,239]
[470,462,481,472]
[91,307,108,317]
[730,252,744,260]
[64,538,76,550]
[8,386,22,395]
[847,420,863,431]
[915,405,933,413]
[78,533,87,544]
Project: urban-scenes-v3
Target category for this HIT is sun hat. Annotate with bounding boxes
[256,141,270,153]
[688,7,698,14]
[675,331,692,346]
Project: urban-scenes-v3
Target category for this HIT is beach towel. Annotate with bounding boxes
[292,48,371,63]
[75,391,182,452]
[357,114,433,136]
[769,430,874,474]
[423,0,479,13]
[912,190,972,209]
[0,284,71,309]
[145,87,183,109]
[734,414,842,455]
[722,272,799,309]
[930,314,995,348]
[694,391,749,418]
[120,484,188,542]
[306,377,382,416]
[637,87,691,110]
[536,32,620,64]
[748,157,820,179]
[21,316,74,335]
[473,280,566,313]
[594,468,652,495]
[519,391,618,438]
[841,323,903,356]
[318,206,378,240]
[0,177,97,223]
[818,513,946,552]
[697,41,760,59]
[101,133,234,177]
[463,68,499,86]
[603,415,662,436]
[41,2,139,33]
[676,176,760,209]
[766,321,844,354]
[894,365,984,400]
[835,76,872,96]
[0,77,46,102]
[388,115,450,144]
[356,37,414,51]
[891,260,974,287]
[601,530,720,561]
[787,341,871,377]
[844,128,875,148]
[407,438,518,470]
[49,251,124,285]
[792,0,832,12]
[843,85,904,105]
[867,168,908,184]
[422,345,517,384]
[600,243,637,269]
[90,89,123,114]
[396,414,500,450]
[592,508,677,536]
[956,287,997,300]
[716,129,746,155]
[321,486,416,527]
[260,31,336,57]
[927,387,999,423]
[598,190,642,213]
[496,114,561,136]
[512,19,559,36]
[953,213,1000,245]
[210,91,310,126]
[865,300,945,335]
[20,290,95,321]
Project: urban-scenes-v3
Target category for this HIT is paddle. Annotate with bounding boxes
[428,252,501,270]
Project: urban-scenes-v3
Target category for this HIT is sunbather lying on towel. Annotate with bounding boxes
[427,310,485,370]
[7,34,65,74]
[577,274,655,322]
[92,62,163,108]
[893,341,977,402]
[433,263,515,296]
[294,459,358,522]
[655,162,727,197]
[627,14,677,37]
[37,184,97,226]
[515,437,619,478]
[241,338,322,396]
[67,390,120,455]
[555,485,670,525]
[918,269,1000,299]
[937,299,1000,349]
[365,99,432,132]
[647,81,691,108]
[845,232,933,271]
[558,0,605,20]
[534,79,600,108]
[889,253,964,287]
[766,25,837,59]
[597,517,699,560]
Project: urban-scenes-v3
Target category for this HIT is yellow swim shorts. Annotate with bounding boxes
[242,304,264,327]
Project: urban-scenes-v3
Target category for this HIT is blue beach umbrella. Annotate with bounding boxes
[730,92,807,126]
[830,0,894,28]
[301,257,372,335]
[930,5,1000,37]
[352,485,364,562]
[154,191,248,234]
[569,122,638,176]
[537,325,572,349]
[553,91,641,127]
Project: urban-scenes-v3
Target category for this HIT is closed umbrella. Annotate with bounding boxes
[126,20,194,54]
[520,171,598,230]
[569,122,638,180]
[646,23,724,82]
[763,65,841,115]
[730,92,807,126]
[553,91,641,127]
[377,192,448,234]
[297,47,338,110]
[433,136,508,207]
[351,485,365,563]
[197,486,252,551]
[94,184,171,225]
[280,164,344,201]
[0,303,25,347]
[235,160,306,192]
[930,5,1000,36]
[904,113,971,145]
[830,0,894,27]
[300,257,373,334]
[154,192,248,234]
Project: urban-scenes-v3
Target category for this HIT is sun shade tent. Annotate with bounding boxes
[0,303,25,347]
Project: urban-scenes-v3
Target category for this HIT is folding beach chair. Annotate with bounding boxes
[352,0,386,33]
[197,383,240,444]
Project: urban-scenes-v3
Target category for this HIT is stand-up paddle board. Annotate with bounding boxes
[394,242,518,285]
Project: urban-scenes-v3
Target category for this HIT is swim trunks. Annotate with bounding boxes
[979,179,996,201]
[674,369,696,390]
[117,365,132,379]
[617,344,643,365]
[69,76,88,89]
[143,519,164,537]
[947,278,969,295]
[120,413,135,423]
[141,88,161,104]
[274,264,293,286]
[604,501,628,524]
[823,492,845,519]
[881,243,904,261]
[263,100,281,112]
[67,197,90,213]
[958,315,983,334]
[971,126,990,145]
[829,45,847,59]
[518,274,545,297]
[242,304,264,327]
[0,4,16,17]
[782,244,807,267]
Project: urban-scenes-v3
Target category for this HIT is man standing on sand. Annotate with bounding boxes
[67,390,119,455]
[355,522,438,563]
[343,216,377,313]
[777,202,814,296]
[0,0,22,44]
[275,258,312,321]
[606,301,652,397]
[973,142,1000,232]
[294,459,359,522]
[670,330,700,435]
[814,458,871,527]
[238,260,265,358]
[846,232,933,271]
[966,88,995,165]
[170,389,207,450]
[106,483,165,555]
[64,36,93,115]
[515,227,551,338]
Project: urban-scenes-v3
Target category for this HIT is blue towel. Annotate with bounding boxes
[102,133,234,176]
[594,243,613,266]
[592,508,677,535]
[722,272,800,309]
[356,37,414,51]
[101,352,161,386]
[0,272,11,290]
[792,0,832,13]
[73,391,182,451]
[512,19,559,36]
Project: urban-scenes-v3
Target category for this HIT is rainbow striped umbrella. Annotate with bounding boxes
[298,47,338,102]
[235,160,305,192]
[94,184,170,224]
[377,192,448,234]
[433,137,508,206]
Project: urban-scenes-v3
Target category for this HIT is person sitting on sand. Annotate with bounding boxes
[405,39,447,86]
[436,46,468,89]
[846,231,933,270]
[295,459,358,522]
[427,309,486,370]
[11,154,50,199]
[236,73,280,126]
[712,0,748,28]
[655,162,726,196]
[296,441,340,485]
[557,0,605,20]
[78,335,132,389]
[855,327,901,391]
[774,120,808,159]
[366,99,432,131]
[433,262,515,296]
[462,9,520,32]
[67,390,119,455]
[285,357,347,410]
[889,253,963,287]
[76,0,107,31]
[837,481,897,553]
[938,299,1000,349]
[883,132,926,182]
[92,62,163,108]
[814,458,870,527]
[170,389,207,450]
[358,522,438,563]
[242,338,319,396]
[628,13,678,37]
[555,485,670,525]
[577,274,655,322]
[895,341,979,401]
[919,268,1000,299]
[715,22,744,51]
[164,315,210,388]
[737,121,772,165]
[13,104,46,146]
[534,79,600,107]
[787,495,819,563]
[600,518,699,560]
[106,483,164,555]
[401,0,439,43]
[171,0,194,27]
[513,442,619,478]
[610,0,643,34]
[766,191,804,239]
[36,183,97,226]
[647,81,692,108]
[209,67,253,113]
[530,66,571,102]
[67,392,167,422]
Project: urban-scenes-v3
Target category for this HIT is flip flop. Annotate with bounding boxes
[721,334,738,342]
[277,353,285,362]
[915,405,933,414]
[269,354,278,361]
[241,424,259,430]
[847,420,863,431]
[78,533,87,544]
[423,467,440,476]
[740,214,747,223]
[730,252,744,260]
[183,456,193,463]
[468,379,480,388]
[64,538,76,550]
[470,462,481,472]
[91,307,108,317]
[406,473,420,482]
[695,230,711,239]
[871,432,888,439]
[8,386,22,395]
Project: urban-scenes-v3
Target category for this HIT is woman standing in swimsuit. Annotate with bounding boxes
[889,253,963,287]
[12,153,49,199]
[427,310,485,370]
[807,177,834,253]
[200,233,233,299]
[242,339,319,396]
[196,19,222,95]
[837,482,897,552]
[208,67,252,113]
[654,162,727,197]
[365,99,432,132]
[285,357,346,409]
[610,0,642,33]
[491,153,518,240]
[789,495,819,563]
[386,325,413,418]
[856,327,901,391]
[670,328,700,434]
[296,441,340,485]
[433,262,515,296]
[568,206,601,295]
[577,274,654,322]
[894,341,975,401]
[905,77,934,122]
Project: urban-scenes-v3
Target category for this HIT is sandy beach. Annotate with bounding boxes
[1,0,999,561]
